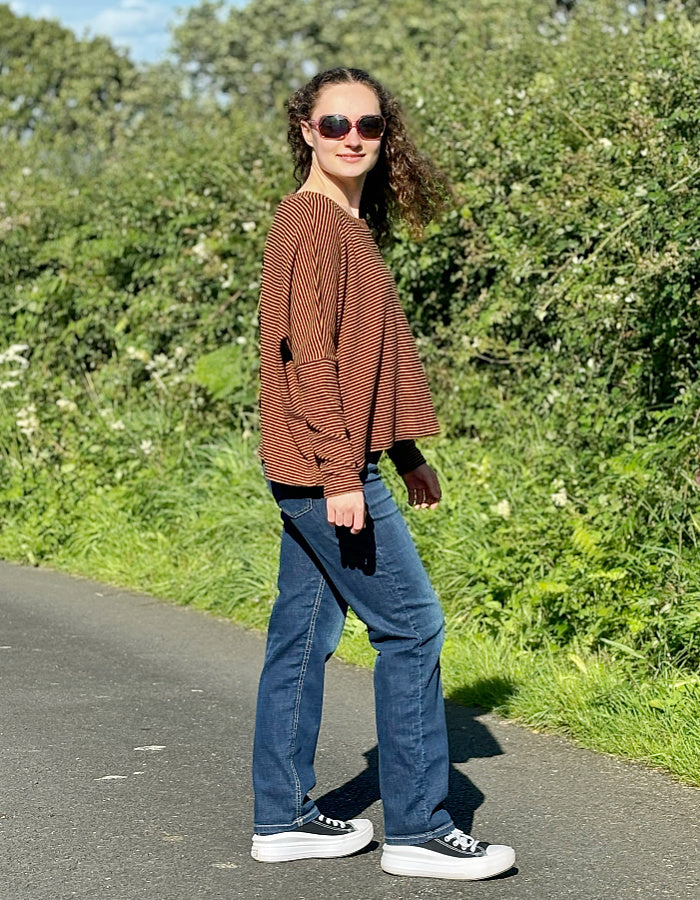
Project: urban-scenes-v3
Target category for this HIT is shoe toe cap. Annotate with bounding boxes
[485,843,516,866]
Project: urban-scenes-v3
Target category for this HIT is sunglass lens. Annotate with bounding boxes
[318,115,351,138]
[358,116,385,139]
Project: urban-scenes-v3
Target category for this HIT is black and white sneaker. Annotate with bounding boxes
[251,814,374,863]
[381,827,515,880]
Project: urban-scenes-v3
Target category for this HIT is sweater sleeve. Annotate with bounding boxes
[386,440,427,475]
[288,199,364,496]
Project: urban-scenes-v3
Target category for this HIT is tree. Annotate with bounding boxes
[171,0,550,112]
[0,4,136,147]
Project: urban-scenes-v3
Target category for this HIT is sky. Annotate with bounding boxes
[8,0,237,63]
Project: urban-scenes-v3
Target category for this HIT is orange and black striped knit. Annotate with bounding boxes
[258,191,440,496]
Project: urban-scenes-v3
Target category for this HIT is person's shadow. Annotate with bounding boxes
[316,700,504,835]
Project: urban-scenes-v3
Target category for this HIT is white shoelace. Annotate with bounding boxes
[443,828,480,853]
[318,814,348,828]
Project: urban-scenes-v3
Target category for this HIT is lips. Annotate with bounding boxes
[337,154,364,161]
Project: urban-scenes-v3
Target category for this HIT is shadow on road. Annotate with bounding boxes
[316,702,503,833]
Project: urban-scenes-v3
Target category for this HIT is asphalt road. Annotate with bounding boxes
[1,561,698,900]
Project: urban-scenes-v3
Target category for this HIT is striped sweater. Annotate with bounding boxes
[258,191,440,496]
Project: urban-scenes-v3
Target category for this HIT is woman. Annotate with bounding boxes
[252,66,515,881]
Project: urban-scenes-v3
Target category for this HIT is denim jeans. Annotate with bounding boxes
[252,462,455,845]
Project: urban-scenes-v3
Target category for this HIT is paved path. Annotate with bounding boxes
[1,561,698,899]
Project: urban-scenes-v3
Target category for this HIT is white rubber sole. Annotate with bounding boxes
[380,842,515,880]
[251,818,374,863]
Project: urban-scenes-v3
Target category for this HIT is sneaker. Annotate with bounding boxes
[381,827,515,880]
[251,814,374,863]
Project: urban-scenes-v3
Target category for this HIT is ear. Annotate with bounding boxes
[300,120,314,149]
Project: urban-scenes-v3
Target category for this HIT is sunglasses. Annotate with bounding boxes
[306,114,386,140]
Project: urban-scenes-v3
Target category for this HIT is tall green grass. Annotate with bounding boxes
[2,430,698,786]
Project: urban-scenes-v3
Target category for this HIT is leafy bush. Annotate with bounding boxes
[0,1,698,670]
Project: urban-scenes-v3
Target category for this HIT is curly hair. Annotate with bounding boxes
[286,67,450,245]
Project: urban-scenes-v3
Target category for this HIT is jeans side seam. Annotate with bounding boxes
[373,531,431,828]
[288,570,326,820]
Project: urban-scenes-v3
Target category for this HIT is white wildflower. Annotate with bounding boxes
[16,403,39,438]
[126,346,150,363]
[0,342,29,389]
[241,221,257,232]
[147,353,172,372]
[0,343,30,367]
[551,486,568,507]
[56,398,78,413]
[598,138,613,150]
[21,167,33,177]
[494,499,512,519]
[140,439,154,455]
[110,419,126,431]
[236,336,247,345]
[191,240,209,260]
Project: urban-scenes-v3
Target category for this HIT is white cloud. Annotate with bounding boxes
[8,1,215,62]
[90,0,171,39]
[10,2,57,18]
[74,1,177,62]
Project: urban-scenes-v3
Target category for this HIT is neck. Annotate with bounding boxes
[299,163,365,218]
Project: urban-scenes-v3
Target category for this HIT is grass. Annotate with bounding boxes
[1,430,699,787]
[337,613,700,786]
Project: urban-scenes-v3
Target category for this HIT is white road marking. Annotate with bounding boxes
[133,745,166,751]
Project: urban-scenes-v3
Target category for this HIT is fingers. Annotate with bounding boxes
[350,506,365,534]
[407,476,441,509]
[402,463,441,510]
[326,491,366,532]
[409,493,438,509]
[408,487,428,508]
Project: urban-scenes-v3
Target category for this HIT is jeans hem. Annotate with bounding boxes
[253,805,321,836]
[383,821,455,846]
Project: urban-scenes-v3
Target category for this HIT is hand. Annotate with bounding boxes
[402,463,441,510]
[326,490,366,534]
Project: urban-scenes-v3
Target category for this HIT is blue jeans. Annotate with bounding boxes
[252,462,455,845]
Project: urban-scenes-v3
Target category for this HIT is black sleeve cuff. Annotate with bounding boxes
[386,440,426,476]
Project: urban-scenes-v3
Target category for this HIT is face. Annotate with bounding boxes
[301,82,383,183]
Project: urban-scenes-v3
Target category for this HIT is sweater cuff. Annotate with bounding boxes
[321,468,365,497]
[386,440,426,476]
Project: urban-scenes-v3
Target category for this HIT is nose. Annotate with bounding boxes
[344,125,363,147]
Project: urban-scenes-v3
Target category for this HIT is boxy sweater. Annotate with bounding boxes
[258,191,440,496]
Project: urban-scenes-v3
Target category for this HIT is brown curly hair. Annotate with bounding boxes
[286,67,450,245]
